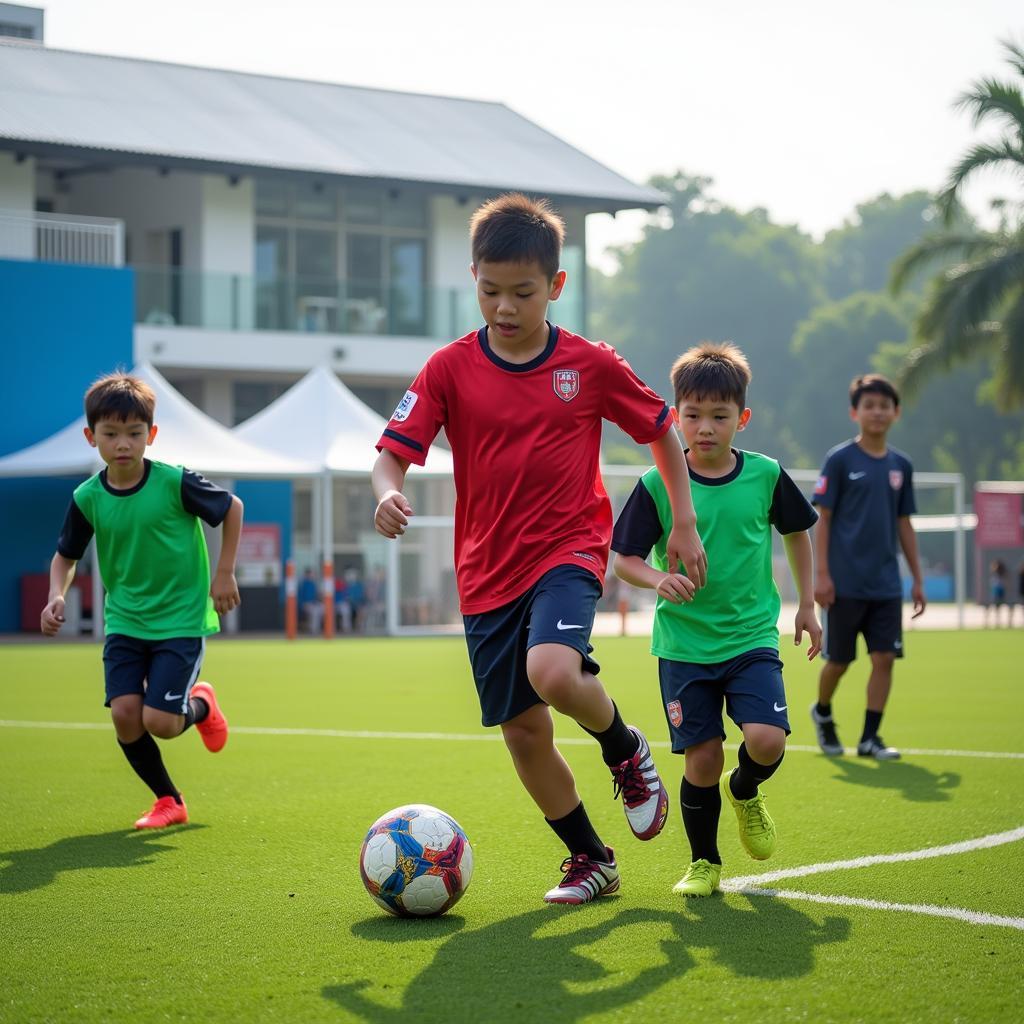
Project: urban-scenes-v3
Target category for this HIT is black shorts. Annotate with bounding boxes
[658,648,790,753]
[823,597,903,664]
[102,634,206,714]
[463,565,602,727]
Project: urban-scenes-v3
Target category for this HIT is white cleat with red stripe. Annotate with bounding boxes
[611,727,669,840]
[542,847,620,905]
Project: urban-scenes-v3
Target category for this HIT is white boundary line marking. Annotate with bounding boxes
[729,888,1024,931]
[1,720,1022,761]
[720,826,1024,931]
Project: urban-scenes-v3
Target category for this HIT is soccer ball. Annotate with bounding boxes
[359,804,474,917]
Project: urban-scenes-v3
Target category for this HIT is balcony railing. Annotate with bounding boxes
[0,209,125,266]
[134,266,485,340]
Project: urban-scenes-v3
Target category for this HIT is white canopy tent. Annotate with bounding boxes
[234,365,454,634]
[0,362,317,635]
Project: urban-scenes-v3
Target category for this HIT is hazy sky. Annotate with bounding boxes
[38,0,1023,267]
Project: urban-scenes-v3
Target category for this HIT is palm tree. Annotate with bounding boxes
[891,40,1024,410]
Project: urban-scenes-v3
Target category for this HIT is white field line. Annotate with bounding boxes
[721,826,1024,889]
[1,720,1023,760]
[720,826,1024,931]
[731,888,1024,931]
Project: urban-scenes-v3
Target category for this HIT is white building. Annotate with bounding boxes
[0,24,662,426]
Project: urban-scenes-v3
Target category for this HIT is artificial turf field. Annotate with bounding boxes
[2,630,1022,1024]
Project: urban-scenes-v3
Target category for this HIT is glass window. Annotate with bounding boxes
[383,190,427,229]
[344,185,383,225]
[389,237,426,335]
[233,381,289,425]
[295,229,336,279]
[346,233,385,334]
[295,181,337,221]
[255,179,291,218]
[255,226,289,277]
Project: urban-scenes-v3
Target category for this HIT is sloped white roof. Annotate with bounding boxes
[0,363,316,478]
[234,365,453,477]
[0,41,663,210]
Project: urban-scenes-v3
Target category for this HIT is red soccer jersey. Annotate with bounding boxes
[377,325,672,614]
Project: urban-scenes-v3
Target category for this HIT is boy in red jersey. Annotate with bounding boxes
[372,193,706,904]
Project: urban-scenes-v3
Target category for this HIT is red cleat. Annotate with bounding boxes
[191,680,228,753]
[134,795,188,829]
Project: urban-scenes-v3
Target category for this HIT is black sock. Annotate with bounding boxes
[545,802,607,862]
[118,733,180,803]
[680,778,721,864]
[816,702,832,718]
[580,702,639,766]
[729,742,784,801]
[181,696,210,732]
[861,710,883,743]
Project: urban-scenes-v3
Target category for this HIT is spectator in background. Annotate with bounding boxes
[298,568,323,635]
[364,565,388,633]
[1017,562,1024,627]
[988,559,1008,627]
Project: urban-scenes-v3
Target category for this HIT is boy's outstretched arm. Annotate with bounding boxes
[813,507,834,609]
[373,450,414,538]
[211,496,243,615]
[648,429,707,587]
[784,531,822,659]
[897,516,927,618]
[613,554,695,605]
[41,553,77,636]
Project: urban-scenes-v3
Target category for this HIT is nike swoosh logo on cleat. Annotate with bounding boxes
[165,692,183,701]
[774,702,787,712]
[556,620,583,630]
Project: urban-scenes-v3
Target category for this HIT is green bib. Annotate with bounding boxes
[643,451,782,663]
[73,461,220,640]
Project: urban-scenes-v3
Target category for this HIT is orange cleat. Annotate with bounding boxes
[190,680,228,753]
[134,795,188,829]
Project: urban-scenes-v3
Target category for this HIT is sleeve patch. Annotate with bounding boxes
[391,390,418,423]
[814,475,828,495]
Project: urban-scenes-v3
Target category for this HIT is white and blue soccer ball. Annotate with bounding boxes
[359,804,474,917]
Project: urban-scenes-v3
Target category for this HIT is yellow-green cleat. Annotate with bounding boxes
[722,769,777,860]
[673,859,722,897]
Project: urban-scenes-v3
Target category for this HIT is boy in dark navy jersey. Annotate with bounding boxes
[40,373,242,828]
[372,193,707,904]
[612,343,820,897]
[810,374,926,761]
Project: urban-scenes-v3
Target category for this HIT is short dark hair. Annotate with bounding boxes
[470,193,565,280]
[84,371,156,430]
[670,342,752,409]
[849,373,900,408]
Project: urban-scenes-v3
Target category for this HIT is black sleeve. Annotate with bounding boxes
[770,468,819,535]
[611,480,665,558]
[56,498,94,560]
[181,469,233,527]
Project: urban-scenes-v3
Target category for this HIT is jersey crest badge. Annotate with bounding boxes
[667,700,683,728]
[889,470,903,490]
[553,369,580,403]
[392,390,418,423]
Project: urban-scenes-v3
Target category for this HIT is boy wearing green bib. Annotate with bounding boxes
[40,372,243,829]
[612,343,821,897]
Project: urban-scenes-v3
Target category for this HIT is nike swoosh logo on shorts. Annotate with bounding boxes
[774,702,787,712]
[165,692,183,701]
[556,620,583,630]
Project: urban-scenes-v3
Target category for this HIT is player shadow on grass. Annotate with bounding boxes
[323,897,849,1023]
[0,824,204,894]
[827,758,961,803]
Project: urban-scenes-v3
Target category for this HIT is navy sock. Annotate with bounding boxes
[580,702,639,766]
[680,778,721,864]
[816,702,832,718]
[118,733,180,802]
[729,742,784,801]
[545,802,607,862]
[861,710,883,743]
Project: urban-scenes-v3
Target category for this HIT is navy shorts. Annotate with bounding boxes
[463,565,602,727]
[658,648,791,753]
[102,634,206,714]
[823,597,903,664]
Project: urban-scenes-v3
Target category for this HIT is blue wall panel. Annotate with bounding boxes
[0,259,134,632]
